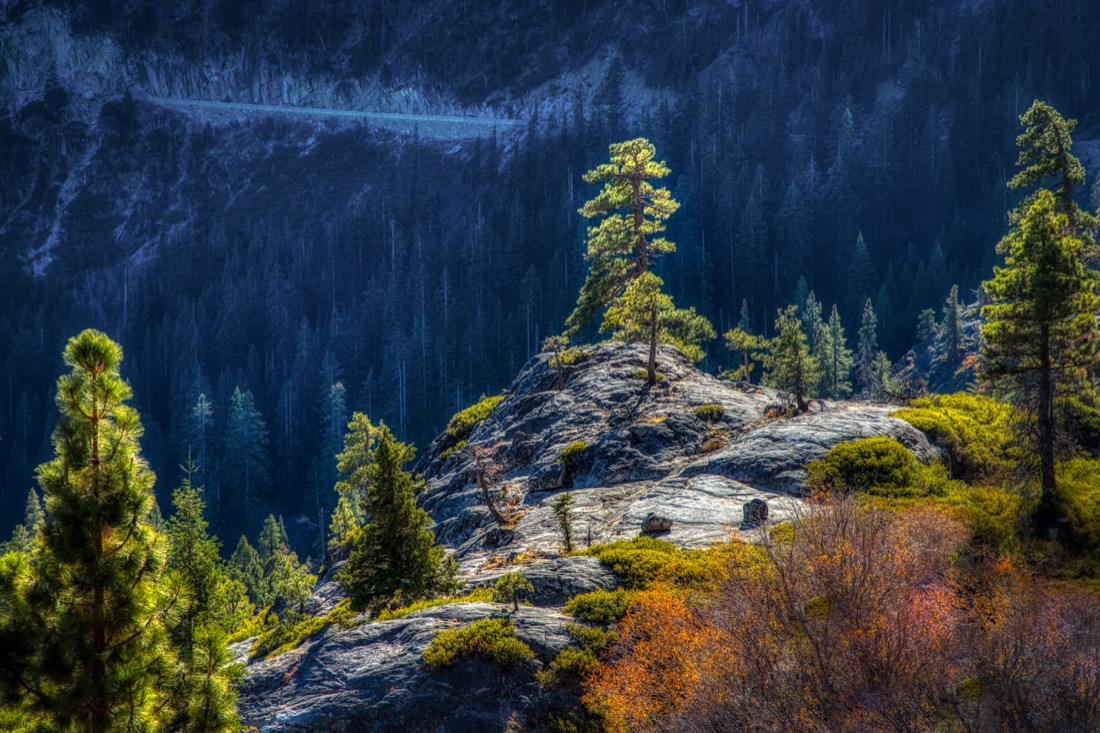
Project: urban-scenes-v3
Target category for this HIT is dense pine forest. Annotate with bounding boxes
[3,0,1100,549]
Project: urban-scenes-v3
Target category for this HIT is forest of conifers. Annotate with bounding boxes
[2,0,1100,549]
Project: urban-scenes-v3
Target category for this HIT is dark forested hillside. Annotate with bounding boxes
[2,0,1099,548]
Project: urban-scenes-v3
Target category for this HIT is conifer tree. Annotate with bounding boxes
[600,271,715,385]
[1010,100,1098,235]
[224,386,269,526]
[228,536,264,606]
[846,233,876,325]
[723,327,764,384]
[566,138,679,333]
[0,330,228,731]
[337,421,456,613]
[940,284,963,364]
[816,305,854,399]
[166,458,222,662]
[737,299,753,334]
[763,306,819,413]
[982,189,1100,518]
[858,299,879,394]
[801,291,824,351]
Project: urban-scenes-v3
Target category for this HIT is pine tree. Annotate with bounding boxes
[228,536,264,606]
[600,271,715,385]
[982,189,1100,518]
[255,514,315,613]
[566,138,679,333]
[166,458,222,661]
[846,233,876,325]
[0,330,182,730]
[801,291,824,351]
[737,299,753,334]
[224,386,269,526]
[1010,100,1098,235]
[940,284,963,364]
[3,489,45,555]
[858,299,879,395]
[723,327,764,384]
[816,305,855,399]
[337,422,456,613]
[763,306,820,413]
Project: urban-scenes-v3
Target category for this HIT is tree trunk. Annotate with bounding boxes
[1037,322,1057,524]
[648,303,658,387]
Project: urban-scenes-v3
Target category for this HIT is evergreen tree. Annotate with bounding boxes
[723,328,764,384]
[1009,100,1098,235]
[254,514,315,613]
[3,489,45,555]
[0,330,206,731]
[223,387,269,526]
[566,138,679,333]
[916,308,938,342]
[846,232,876,325]
[858,299,879,394]
[228,536,264,606]
[801,291,824,351]
[737,299,753,334]
[166,458,222,661]
[940,284,963,364]
[600,272,715,385]
[982,189,1100,519]
[336,422,456,613]
[816,305,855,399]
[763,306,820,413]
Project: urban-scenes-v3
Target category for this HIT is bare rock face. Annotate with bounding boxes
[238,342,940,731]
[238,604,576,732]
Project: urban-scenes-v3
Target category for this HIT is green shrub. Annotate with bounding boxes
[558,440,589,467]
[445,394,505,442]
[807,437,921,497]
[492,572,535,610]
[694,404,725,422]
[537,624,616,688]
[584,536,736,590]
[559,347,590,366]
[226,606,277,644]
[421,618,535,672]
[1058,458,1100,550]
[439,439,466,462]
[1059,397,1100,453]
[373,588,494,621]
[564,589,633,623]
[250,598,361,659]
[894,393,1018,481]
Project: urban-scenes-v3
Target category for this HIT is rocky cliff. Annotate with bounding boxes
[236,342,937,731]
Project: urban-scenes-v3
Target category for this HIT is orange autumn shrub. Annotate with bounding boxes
[586,497,968,732]
[584,584,733,732]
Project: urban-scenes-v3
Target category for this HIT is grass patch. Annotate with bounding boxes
[422,617,535,672]
[373,588,495,621]
[694,404,725,422]
[632,368,666,382]
[226,606,277,644]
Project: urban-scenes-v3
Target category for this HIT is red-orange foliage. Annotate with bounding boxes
[586,497,1100,732]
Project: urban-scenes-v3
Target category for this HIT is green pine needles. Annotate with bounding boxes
[0,329,238,732]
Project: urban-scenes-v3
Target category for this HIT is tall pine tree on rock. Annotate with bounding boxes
[567,138,713,384]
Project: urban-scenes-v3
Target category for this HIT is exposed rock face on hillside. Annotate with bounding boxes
[237,343,938,731]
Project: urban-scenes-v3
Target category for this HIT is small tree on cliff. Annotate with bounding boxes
[763,306,820,413]
[601,272,715,386]
[336,419,458,612]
